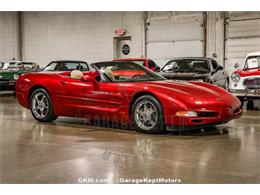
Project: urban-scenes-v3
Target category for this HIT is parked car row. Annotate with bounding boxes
[0,57,233,93]
[2,52,259,133]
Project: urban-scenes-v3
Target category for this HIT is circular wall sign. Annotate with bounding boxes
[122,44,130,55]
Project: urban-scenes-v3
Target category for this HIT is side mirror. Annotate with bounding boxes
[154,66,160,72]
[234,63,239,69]
[81,71,99,83]
[216,66,223,70]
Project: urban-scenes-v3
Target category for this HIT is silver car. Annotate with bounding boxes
[160,57,229,89]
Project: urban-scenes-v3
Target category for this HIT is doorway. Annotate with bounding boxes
[113,36,132,58]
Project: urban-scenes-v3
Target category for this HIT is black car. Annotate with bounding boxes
[160,57,229,89]
[43,60,90,72]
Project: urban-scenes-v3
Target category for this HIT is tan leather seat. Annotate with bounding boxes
[103,67,115,81]
[70,70,84,80]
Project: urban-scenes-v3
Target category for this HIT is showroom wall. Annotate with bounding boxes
[1,11,260,71]
[0,12,20,61]
[146,11,205,66]
[21,12,145,66]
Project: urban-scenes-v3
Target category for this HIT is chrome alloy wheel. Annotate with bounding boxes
[31,92,49,119]
[134,100,158,131]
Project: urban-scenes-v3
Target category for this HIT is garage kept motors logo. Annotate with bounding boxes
[122,44,130,55]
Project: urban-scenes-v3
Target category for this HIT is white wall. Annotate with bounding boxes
[0,11,259,69]
[0,12,20,61]
[22,12,144,66]
[206,12,225,66]
[146,11,205,66]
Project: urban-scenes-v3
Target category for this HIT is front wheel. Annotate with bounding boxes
[131,95,165,134]
[30,88,58,122]
[237,97,244,109]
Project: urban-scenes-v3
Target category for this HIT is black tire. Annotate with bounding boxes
[30,88,58,122]
[238,97,244,109]
[224,79,229,90]
[131,95,165,134]
[247,99,254,110]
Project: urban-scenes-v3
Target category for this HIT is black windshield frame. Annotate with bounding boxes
[91,61,166,83]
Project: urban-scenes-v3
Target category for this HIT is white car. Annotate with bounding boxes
[229,52,260,108]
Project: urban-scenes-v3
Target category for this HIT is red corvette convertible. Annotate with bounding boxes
[16,61,242,133]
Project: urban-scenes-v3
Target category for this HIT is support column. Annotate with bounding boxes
[206,12,225,65]
[17,11,23,61]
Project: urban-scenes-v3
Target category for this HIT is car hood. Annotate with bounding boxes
[159,71,209,80]
[235,68,260,77]
[0,70,19,79]
[145,80,224,98]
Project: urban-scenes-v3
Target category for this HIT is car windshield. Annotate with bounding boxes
[94,61,165,82]
[162,59,210,73]
[116,60,145,67]
[43,62,89,71]
[3,62,34,70]
[129,60,145,66]
[244,56,260,70]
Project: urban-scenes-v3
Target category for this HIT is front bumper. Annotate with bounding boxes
[229,88,260,98]
[0,80,16,91]
[166,107,242,131]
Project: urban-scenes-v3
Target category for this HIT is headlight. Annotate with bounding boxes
[13,74,19,80]
[176,111,197,117]
[231,73,240,82]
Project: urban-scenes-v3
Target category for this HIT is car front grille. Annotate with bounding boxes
[0,78,10,82]
[197,112,218,118]
[243,78,260,89]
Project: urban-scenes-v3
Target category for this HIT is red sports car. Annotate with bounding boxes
[113,58,160,72]
[16,61,242,134]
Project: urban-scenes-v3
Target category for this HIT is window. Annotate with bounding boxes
[244,56,260,69]
[43,62,58,71]
[3,62,34,70]
[162,59,210,73]
[43,62,89,72]
[80,63,89,71]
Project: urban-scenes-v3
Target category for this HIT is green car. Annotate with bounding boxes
[0,61,39,91]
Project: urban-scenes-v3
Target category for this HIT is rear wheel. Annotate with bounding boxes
[30,88,58,122]
[131,95,165,134]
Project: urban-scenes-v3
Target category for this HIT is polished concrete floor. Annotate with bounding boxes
[0,92,260,184]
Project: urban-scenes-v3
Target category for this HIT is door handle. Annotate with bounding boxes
[61,81,68,85]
